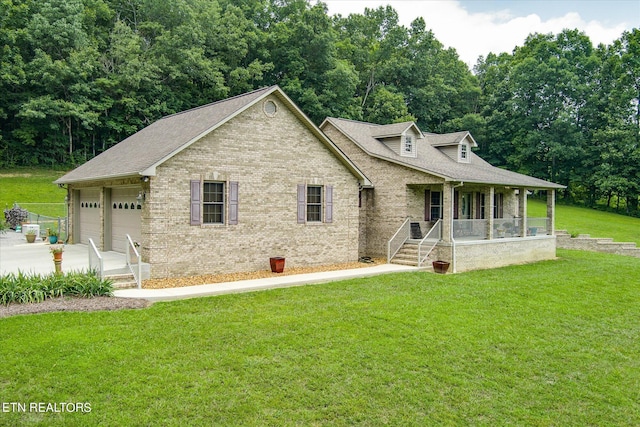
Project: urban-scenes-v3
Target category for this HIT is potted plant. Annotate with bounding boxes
[48,228,59,244]
[25,229,37,243]
[432,260,450,274]
[270,257,285,273]
[50,245,64,261]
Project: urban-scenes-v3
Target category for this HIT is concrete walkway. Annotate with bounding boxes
[113,263,418,301]
[1,230,420,302]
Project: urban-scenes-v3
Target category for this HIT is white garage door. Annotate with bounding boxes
[79,189,101,245]
[111,187,142,253]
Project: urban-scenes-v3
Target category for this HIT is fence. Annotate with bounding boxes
[10,203,68,241]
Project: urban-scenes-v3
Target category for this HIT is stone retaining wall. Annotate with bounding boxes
[556,230,640,258]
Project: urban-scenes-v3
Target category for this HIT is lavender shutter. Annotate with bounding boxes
[190,180,201,226]
[297,184,306,223]
[229,181,239,225]
[325,185,333,223]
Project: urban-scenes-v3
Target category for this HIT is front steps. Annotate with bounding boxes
[103,264,151,289]
[556,230,640,258]
[390,241,436,268]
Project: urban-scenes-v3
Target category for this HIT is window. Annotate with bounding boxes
[306,186,322,222]
[404,135,413,154]
[203,182,224,224]
[493,193,504,219]
[297,184,333,224]
[190,180,238,226]
[476,193,486,219]
[460,144,468,161]
[425,190,442,221]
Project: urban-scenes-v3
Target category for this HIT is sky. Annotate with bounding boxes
[322,0,639,68]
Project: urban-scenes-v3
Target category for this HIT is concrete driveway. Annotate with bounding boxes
[0,230,127,276]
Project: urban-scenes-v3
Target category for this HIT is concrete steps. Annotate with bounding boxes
[390,241,436,268]
[556,230,640,258]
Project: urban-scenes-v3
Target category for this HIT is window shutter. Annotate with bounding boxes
[454,190,459,220]
[297,184,306,223]
[498,193,504,218]
[424,189,431,221]
[190,180,201,226]
[229,181,239,225]
[325,185,333,223]
[475,192,481,219]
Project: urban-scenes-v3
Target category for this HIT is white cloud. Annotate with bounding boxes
[323,0,633,68]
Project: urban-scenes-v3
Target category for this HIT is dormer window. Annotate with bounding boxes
[404,135,413,154]
[460,143,468,162]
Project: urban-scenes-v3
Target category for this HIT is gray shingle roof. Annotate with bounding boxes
[56,86,276,184]
[322,118,564,189]
[56,86,371,187]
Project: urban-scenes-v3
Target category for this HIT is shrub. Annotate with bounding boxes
[3,204,29,229]
[0,271,113,305]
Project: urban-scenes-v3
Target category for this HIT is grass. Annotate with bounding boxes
[0,169,67,218]
[0,249,638,426]
[528,199,640,246]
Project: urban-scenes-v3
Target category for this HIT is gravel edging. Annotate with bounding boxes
[0,296,151,319]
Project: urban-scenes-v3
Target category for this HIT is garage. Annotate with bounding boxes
[78,189,101,245]
[111,187,142,253]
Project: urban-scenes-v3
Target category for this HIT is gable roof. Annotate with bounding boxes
[56,86,372,187]
[427,131,478,148]
[371,122,423,139]
[320,117,564,189]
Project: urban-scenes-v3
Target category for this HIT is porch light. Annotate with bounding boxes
[136,191,146,204]
[141,176,150,183]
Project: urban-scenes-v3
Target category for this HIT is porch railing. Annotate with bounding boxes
[527,217,550,235]
[387,217,411,263]
[88,238,104,279]
[493,217,523,238]
[418,219,442,267]
[125,234,142,289]
[453,219,487,240]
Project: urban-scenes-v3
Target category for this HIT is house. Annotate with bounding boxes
[55,86,372,279]
[319,117,565,272]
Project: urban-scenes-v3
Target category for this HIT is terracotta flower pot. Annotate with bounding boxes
[270,257,285,273]
[53,252,63,261]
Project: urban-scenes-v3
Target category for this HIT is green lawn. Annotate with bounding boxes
[1,249,638,426]
[529,199,640,246]
[0,169,67,218]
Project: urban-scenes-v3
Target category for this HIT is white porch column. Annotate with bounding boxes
[519,188,528,237]
[547,189,556,235]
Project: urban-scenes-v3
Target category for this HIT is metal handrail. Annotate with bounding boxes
[88,238,104,279]
[125,234,142,289]
[418,219,442,267]
[387,217,411,263]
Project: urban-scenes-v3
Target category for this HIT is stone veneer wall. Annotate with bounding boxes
[146,94,361,278]
[447,235,557,272]
[321,122,442,258]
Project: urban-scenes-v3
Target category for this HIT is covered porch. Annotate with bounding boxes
[389,182,558,272]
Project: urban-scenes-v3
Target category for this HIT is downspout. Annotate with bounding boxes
[451,182,464,273]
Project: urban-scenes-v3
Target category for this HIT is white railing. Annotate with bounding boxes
[453,219,487,240]
[387,217,411,263]
[493,217,523,238]
[125,234,142,289]
[418,219,442,267]
[527,217,550,235]
[88,238,104,279]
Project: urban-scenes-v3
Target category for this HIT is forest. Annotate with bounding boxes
[0,0,638,213]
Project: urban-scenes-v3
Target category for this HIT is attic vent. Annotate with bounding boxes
[264,100,277,117]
